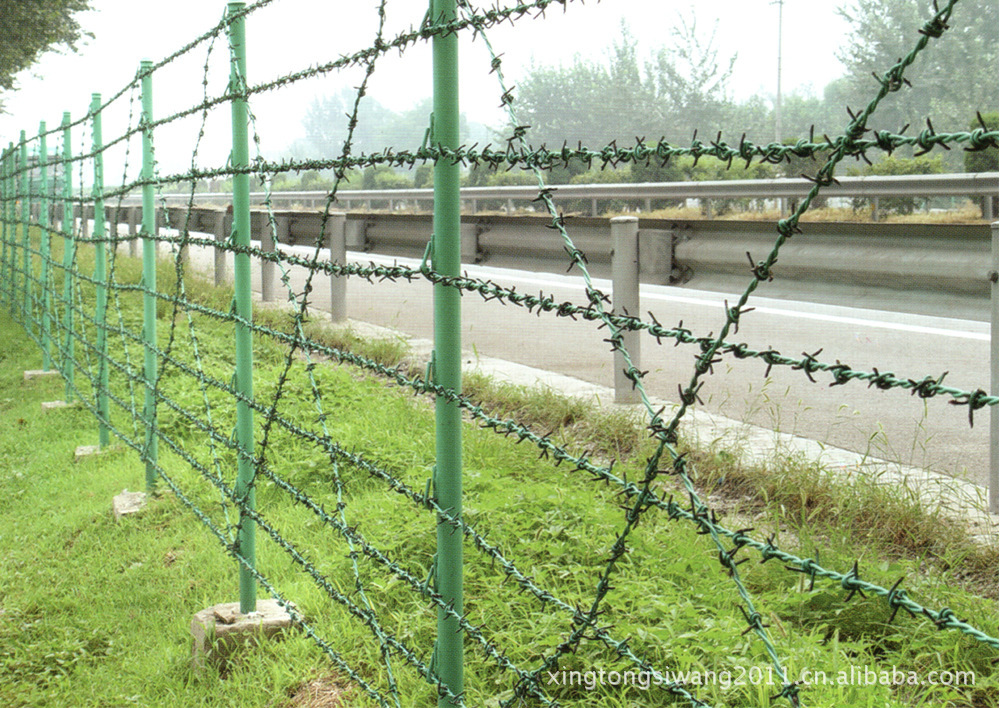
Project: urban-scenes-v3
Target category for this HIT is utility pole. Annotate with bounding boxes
[773,0,784,143]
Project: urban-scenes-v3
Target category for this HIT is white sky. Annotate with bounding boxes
[0,0,850,179]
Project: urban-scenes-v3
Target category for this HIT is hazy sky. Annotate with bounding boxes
[0,0,850,177]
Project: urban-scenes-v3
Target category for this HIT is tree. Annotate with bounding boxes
[0,0,92,96]
[836,0,999,161]
[512,17,740,180]
[644,12,735,137]
[288,91,490,186]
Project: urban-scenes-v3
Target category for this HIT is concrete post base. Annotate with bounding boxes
[191,599,294,673]
[74,445,101,462]
[112,489,146,520]
[24,369,60,381]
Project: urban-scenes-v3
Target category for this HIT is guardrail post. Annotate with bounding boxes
[39,122,53,370]
[990,221,997,515]
[213,208,229,285]
[432,0,463,701]
[61,112,75,401]
[91,94,110,448]
[128,206,139,257]
[262,214,278,302]
[140,60,159,490]
[612,216,640,404]
[19,131,29,323]
[325,211,347,322]
[228,1,257,615]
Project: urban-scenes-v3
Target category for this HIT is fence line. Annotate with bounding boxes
[0,0,997,705]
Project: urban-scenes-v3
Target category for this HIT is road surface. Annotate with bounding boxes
[178,238,992,490]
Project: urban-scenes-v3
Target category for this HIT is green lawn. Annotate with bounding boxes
[0,240,996,707]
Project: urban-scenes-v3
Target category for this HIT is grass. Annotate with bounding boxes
[0,233,997,707]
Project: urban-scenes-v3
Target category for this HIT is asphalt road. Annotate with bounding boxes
[182,240,993,490]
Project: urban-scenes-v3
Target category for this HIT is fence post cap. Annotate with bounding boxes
[610,215,639,223]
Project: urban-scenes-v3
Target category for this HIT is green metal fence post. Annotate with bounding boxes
[19,131,29,323]
[91,94,110,448]
[39,122,52,370]
[61,113,75,401]
[3,144,12,309]
[228,1,256,614]
[3,146,13,308]
[1,147,8,305]
[432,0,464,702]
[140,61,159,491]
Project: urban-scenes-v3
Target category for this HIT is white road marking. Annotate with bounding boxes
[285,247,990,342]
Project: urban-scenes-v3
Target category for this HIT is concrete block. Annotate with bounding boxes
[191,599,294,672]
[41,400,76,411]
[24,369,60,381]
[74,445,101,462]
[112,489,146,520]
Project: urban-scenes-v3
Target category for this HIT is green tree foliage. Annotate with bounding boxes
[361,165,410,190]
[290,91,491,160]
[0,0,92,96]
[513,18,736,151]
[836,0,999,143]
[964,111,999,172]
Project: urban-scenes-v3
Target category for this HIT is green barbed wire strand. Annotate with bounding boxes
[18,218,1000,658]
[462,0,999,649]
[24,0,277,153]
[63,251,1000,655]
[634,0,1000,673]
[5,5,992,704]
[18,0,580,185]
[34,346,398,706]
[58,258,639,706]
[104,83,147,442]
[62,224,997,419]
[247,113,407,708]
[456,5,801,704]
[224,3,545,700]
[72,123,998,205]
[661,0,974,450]
[225,6,407,698]
[147,27,239,541]
[27,280,458,706]
[223,4,448,702]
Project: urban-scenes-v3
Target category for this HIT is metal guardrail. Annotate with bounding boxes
[129,172,1000,219]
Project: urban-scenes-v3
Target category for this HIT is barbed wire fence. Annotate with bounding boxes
[0,0,997,706]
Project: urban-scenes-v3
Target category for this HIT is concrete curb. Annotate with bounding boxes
[340,317,999,545]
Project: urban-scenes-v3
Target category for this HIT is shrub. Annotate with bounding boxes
[847,154,946,216]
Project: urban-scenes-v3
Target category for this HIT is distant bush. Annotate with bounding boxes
[847,154,946,215]
[964,112,998,174]
[414,163,433,189]
[362,166,412,190]
[567,167,630,214]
